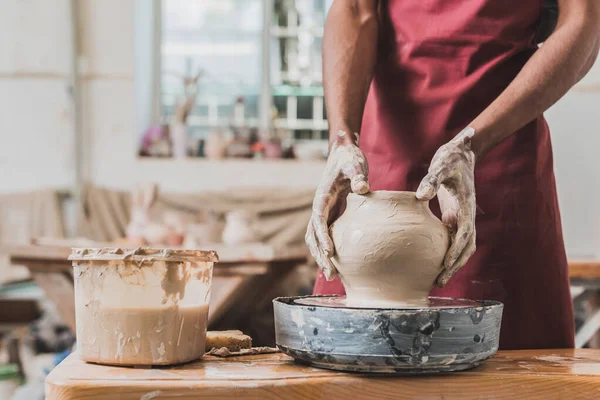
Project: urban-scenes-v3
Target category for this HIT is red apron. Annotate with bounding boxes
[314,0,574,350]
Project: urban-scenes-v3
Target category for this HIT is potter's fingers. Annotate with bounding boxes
[416,168,451,201]
[443,219,474,268]
[308,237,334,278]
[343,157,370,195]
[311,186,341,256]
[437,237,476,287]
[312,187,336,221]
[306,223,330,270]
[314,236,338,281]
[452,234,477,272]
[319,246,338,281]
[439,187,460,228]
[305,223,321,263]
[312,218,334,257]
[416,173,438,201]
[322,260,338,281]
[350,174,370,195]
[311,230,338,280]
[307,223,338,279]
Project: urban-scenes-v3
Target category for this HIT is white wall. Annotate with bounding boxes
[0,0,75,193]
[546,58,600,258]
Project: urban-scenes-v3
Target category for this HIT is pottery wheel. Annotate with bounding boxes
[273,295,503,374]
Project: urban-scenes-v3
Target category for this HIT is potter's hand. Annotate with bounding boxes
[306,131,370,280]
[416,127,476,287]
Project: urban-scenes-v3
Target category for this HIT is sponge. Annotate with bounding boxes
[205,330,252,352]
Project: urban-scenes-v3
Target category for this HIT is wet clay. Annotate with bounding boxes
[330,191,449,307]
[77,304,209,365]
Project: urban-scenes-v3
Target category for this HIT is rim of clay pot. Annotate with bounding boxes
[68,247,219,263]
[349,190,420,201]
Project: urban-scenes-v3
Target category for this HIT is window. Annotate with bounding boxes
[161,0,263,136]
[136,0,333,158]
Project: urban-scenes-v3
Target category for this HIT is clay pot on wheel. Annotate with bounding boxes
[330,191,449,307]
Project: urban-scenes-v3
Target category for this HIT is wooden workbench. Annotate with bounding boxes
[46,349,600,400]
[570,260,600,282]
[569,260,600,347]
[1,241,308,337]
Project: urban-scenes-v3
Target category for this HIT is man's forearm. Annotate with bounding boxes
[469,0,600,157]
[323,0,379,147]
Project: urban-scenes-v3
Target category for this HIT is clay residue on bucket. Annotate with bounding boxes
[69,247,218,263]
[71,247,214,366]
[160,262,191,304]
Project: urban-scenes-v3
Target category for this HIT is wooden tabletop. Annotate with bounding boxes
[46,349,600,400]
[569,260,600,280]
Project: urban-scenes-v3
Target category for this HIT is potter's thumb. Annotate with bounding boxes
[323,265,338,281]
[351,174,370,195]
[416,177,438,200]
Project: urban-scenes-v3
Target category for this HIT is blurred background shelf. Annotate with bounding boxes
[270,26,324,38]
[136,156,326,165]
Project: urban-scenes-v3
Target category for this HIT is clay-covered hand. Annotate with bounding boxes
[416,127,477,287]
[306,131,370,280]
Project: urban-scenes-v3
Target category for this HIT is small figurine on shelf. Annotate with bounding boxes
[226,125,253,158]
[205,129,228,159]
[264,137,284,159]
[261,128,284,159]
[282,142,296,159]
[233,97,245,126]
[170,69,203,159]
[248,128,264,158]
[277,125,296,159]
[139,124,171,157]
[252,141,265,159]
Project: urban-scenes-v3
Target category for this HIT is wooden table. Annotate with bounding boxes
[570,260,600,348]
[1,242,308,335]
[46,349,600,399]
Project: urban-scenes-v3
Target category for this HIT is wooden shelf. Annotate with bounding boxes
[270,26,324,38]
[136,157,326,165]
[569,260,600,280]
[273,119,328,131]
[186,116,261,129]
